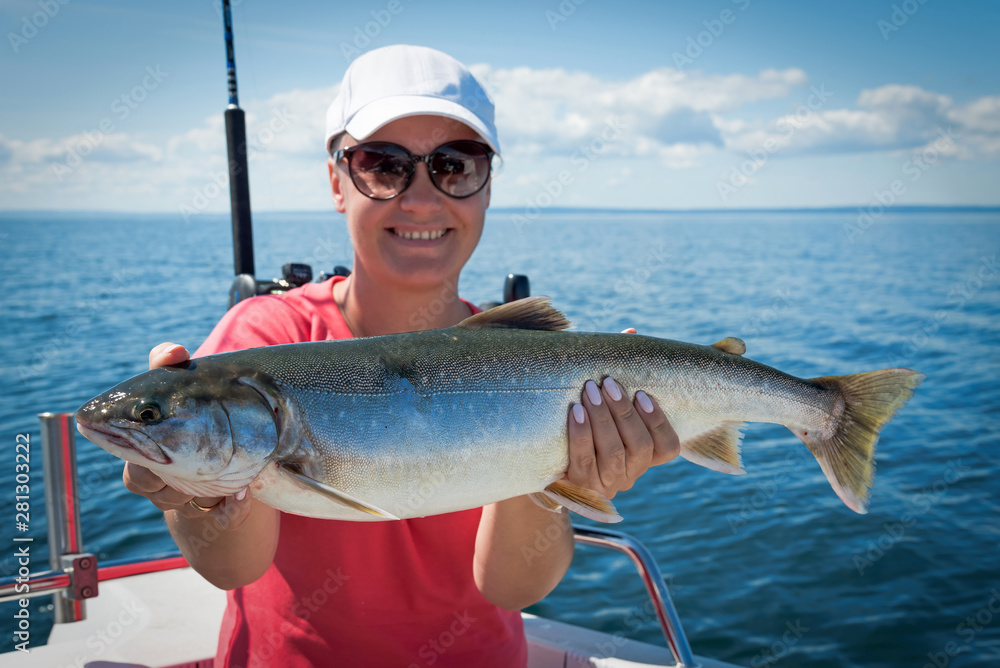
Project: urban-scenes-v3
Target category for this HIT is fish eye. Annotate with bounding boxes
[133,402,162,424]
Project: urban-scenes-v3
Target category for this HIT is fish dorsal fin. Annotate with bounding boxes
[542,480,622,523]
[711,337,746,356]
[457,296,571,331]
[280,467,399,520]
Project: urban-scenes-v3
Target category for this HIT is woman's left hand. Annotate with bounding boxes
[565,329,680,499]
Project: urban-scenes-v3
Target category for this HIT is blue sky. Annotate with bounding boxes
[1,0,997,213]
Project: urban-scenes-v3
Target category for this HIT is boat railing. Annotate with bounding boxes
[0,412,697,667]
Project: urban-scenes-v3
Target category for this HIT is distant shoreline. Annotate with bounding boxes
[1,205,999,219]
[490,205,1000,215]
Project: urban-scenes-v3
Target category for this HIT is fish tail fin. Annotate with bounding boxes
[795,368,925,514]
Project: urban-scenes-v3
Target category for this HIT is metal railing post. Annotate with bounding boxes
[574,526,698,667]
[39,412,87,623]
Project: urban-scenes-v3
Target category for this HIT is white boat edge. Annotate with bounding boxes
[13,566,743,667]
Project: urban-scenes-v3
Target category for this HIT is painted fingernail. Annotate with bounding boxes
[572,403,585,424]
[636,390,654,414]
[585,380,602,405]
[604,378,622,402]
[235,487,248,501]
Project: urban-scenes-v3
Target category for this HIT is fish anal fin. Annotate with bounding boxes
[543,480,622,523]
[457,296,571,331]
[680,422,746,475]
[711,337,746,356]
[280,467,399,520]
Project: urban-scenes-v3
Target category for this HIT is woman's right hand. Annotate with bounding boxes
[121,342,253,526]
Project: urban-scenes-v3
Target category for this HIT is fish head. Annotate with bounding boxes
[75,359,285,498]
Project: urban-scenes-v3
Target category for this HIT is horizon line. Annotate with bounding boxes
[1,204,999,218]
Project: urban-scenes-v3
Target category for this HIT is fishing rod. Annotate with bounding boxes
[222,0,253,280]
[221,0,314,308]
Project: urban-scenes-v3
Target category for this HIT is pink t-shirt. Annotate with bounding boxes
[197,278,526,668]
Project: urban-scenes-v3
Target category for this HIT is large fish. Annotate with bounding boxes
[76,298,923,522]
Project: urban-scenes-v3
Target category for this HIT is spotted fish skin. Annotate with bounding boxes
[75,298,924,521]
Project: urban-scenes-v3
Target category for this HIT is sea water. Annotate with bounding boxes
[0,209,997,667]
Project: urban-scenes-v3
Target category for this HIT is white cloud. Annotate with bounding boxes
[1,65,998,212]
[720,84,1000,159]
[0,84,340,213]
[479,64,808,160]
[952,96,1000,134]
[166,86,335,163]
[947,96,1000,158]
[4,132,162,165]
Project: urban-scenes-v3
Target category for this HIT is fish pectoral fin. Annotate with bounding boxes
[529,492,565,514]
[280,468,400,520]
[543,480,622,523]
[711,337,746,356]
[457,296,571,331]
[680,422,747,475]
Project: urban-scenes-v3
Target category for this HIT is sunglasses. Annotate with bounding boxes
[332,140,494,200]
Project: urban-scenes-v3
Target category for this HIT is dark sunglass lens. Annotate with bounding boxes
[349,143,413,199]
[429,141,491,197]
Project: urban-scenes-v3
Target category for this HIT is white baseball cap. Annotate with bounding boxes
[325,45,500,155]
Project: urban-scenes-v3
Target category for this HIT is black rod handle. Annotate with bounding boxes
[225,107,254,277]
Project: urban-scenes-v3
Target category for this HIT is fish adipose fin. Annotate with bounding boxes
[680,422,747,475]
[542,480,622,523]
[457,296,571,331]
[797,368,925,514]
[280,467,400,520]
[711,337,746,356]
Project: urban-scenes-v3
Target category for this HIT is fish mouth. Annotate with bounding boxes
[77,420,172,466]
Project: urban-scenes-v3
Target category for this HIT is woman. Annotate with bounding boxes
[125,45,679,667]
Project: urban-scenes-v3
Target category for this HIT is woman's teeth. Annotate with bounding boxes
[395,229,446,241]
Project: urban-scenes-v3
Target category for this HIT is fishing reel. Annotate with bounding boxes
[228,263,329,308]
[478,274,530,311]
[229,266,529,312]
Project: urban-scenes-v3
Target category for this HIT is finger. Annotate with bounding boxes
[566,402,603,493]
[124,462,185,510]
[582,380,628,495]
[149,342,190,369]
[601,378,655,485]
[123,461,167,495]
[124,462,221,512]
[151,487,221,513]
[124,460,254,526]
[634,391,681,466]
[177,489,254,529]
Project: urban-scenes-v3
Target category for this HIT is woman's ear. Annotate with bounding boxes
[329,158,347,213]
